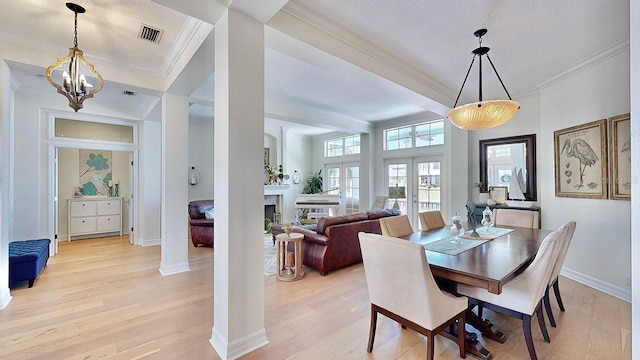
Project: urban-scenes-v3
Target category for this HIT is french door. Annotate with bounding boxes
[325,162,360,215]
[385,156,444,230]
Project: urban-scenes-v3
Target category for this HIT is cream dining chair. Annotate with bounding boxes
[359,233,467,360]
[378,215,414,237]
[493,208,539,229]
[457,230,563,360]
[419,210,446,231]
[544,221,577,327]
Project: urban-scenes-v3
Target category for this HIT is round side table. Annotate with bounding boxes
[275,233,305,281]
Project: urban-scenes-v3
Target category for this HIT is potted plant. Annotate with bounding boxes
[299,170,323,221]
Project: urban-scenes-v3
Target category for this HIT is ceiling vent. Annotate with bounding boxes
[122,90,136,96]
[138,24,163,44]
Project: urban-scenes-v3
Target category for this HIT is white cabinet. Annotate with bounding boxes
[68,197,122,240]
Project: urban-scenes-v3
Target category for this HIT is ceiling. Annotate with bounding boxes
[0,0,630,134]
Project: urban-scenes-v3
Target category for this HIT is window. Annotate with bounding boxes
[345,166,360,214]
[325,135,360,157]
[384,120,444,150]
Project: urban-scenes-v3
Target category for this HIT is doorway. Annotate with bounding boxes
[384,156,445,230]
[54,147,136,252]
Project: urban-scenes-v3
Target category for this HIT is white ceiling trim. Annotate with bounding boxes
[536,38,630,90]
[161,18,211,78]
[277,2,456,110]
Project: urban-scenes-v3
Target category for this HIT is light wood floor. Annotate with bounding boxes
[0,236,631,359]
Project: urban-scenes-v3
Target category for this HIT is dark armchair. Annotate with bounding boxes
[188,200,214,247]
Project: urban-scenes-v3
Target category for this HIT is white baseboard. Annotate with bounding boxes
[158,262,190,276]
[561,267,631,303]
[210,326,268,360]
[141,238,160,247]
[0,287,12,309]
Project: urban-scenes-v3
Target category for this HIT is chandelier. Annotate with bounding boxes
[447,29,519,130]
[45,3,103,112]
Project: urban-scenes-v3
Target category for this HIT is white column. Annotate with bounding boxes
[210,8,267,359]
[159,93,190,275]
[0,61,13,308]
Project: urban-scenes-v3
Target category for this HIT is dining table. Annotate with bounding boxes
[400,225,552,360]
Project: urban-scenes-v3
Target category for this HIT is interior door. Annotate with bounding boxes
[53,147,59,254]
[128,152,134,245]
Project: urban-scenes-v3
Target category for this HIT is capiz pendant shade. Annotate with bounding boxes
[448,99,520,130]
[448,29,519,130]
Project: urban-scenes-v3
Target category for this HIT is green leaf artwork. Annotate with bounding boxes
[79,150,112,196]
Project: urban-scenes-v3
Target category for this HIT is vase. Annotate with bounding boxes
[478,192,489,204]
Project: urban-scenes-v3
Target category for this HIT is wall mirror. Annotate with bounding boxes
[479,134,537,201]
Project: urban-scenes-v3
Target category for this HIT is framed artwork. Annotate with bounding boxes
[264,148,270,167]
[489,186,508,204]
[609,113,631,200]
[79,149,112,196]
[554,119,608,199]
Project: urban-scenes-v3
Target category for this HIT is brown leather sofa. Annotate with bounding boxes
[292,209,400,275]
[188,200,214,247]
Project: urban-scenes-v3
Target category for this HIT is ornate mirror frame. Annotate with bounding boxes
[479,134,537,201]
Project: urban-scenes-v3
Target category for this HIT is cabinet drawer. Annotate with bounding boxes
[97,199,121,215]
[70,217,96,234]
[70,201,97,217]
[97,215,121,232]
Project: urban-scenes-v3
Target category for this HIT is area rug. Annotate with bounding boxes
[423,237,489,256]
[264,236,277,276]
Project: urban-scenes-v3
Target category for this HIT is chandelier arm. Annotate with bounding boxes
[452,56,477,108]
[485,54,513,101]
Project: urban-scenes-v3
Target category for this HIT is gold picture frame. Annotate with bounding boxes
[554,119,608,199]
[489,186,508,204]
[264,148,270,167]
[609,113,631,200]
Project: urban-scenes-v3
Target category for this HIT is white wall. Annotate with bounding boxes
[540,50,630,295]
[188,114,215,202]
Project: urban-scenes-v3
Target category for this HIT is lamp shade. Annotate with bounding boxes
[448,99,520,130]
[388,186,406,199]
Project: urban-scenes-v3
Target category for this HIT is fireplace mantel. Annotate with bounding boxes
[264,185,291,196]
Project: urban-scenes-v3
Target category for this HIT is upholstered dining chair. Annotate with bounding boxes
[379,215,414,237]
[358,233,467,360]
[544,221,577,327]
[493,208,539,229]
[457,230,563,360]
[419,210,447,231]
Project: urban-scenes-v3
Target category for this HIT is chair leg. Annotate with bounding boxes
[536,303,550,343]
[367,305,378,352]
[457,314,466,359]
[543,287,556,327]
[522,314,538,360]
[427,333,435,360]
[552,280,565,311]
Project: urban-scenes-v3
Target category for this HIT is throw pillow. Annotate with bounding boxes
[204,208,215,219]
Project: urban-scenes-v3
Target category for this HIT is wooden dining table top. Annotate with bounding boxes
[400,226,552,294]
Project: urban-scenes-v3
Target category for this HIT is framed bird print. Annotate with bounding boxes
[554,119,608,199]
[609,113,631,200]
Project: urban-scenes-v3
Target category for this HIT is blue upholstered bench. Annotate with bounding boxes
[9,239,51,288]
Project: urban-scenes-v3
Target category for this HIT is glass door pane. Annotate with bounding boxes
[417,161,441,212]
[345,165,360,214]
[387,162,408,214]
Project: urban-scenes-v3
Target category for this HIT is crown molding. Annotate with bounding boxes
[279,2,455,105]
[536,39,629,90]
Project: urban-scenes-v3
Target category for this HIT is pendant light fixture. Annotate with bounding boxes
[45,3,103,112]
[448,29,519,130]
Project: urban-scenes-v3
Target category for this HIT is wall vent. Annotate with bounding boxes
[138,24,163,44]
[122,90,136,96]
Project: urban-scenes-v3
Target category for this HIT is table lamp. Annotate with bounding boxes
[388,186,406,210]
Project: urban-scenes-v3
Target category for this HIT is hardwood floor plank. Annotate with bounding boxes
[0,236,630,359]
